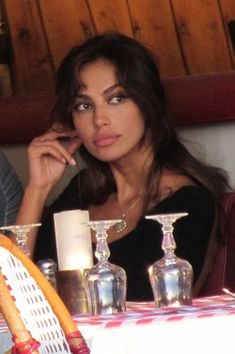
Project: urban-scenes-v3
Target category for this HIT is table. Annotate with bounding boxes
[1,295,235,354]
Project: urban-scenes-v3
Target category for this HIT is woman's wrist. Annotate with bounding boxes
[25,183,52,201]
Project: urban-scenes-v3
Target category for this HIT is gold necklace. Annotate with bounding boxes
[113,197,141,233]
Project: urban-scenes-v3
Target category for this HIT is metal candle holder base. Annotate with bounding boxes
[56,269,89,315]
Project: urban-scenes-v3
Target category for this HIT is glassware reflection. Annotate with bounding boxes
[84,219,127,315]
[0,223,41,257]
[145,213,193,307]
[37,259,57,289]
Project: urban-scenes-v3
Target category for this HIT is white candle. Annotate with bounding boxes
[54,210,93,271]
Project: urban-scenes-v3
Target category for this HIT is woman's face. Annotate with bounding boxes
[72,60,147,163]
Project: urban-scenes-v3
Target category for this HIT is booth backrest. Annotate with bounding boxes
[1,71,235,145]
[221,193,235,292]
[199,192,235,296]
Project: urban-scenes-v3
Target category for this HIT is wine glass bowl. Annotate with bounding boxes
[145,213,193,308]
[85,259,126,315]
[84,219,127,315]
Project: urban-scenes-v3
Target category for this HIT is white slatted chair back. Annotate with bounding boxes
[0,246,72,353]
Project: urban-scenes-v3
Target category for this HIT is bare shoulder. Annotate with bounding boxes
[158,169,196,201]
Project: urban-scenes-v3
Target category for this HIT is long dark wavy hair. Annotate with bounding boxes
[50,32,228,211]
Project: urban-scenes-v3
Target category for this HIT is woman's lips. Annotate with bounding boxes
[93,135,119,147]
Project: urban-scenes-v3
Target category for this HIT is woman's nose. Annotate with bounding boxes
[93,106,110,128]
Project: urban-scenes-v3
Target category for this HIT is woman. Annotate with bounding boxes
[16,33,227,300]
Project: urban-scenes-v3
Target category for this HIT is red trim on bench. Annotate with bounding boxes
[0,92,54,144]
[1,72,235,144]
[164,71,235,126]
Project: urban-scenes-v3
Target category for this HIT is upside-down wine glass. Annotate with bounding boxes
[0,223,41,257]
[84,219,127,315]
[145,213,193,307]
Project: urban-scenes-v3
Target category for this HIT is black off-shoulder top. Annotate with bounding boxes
[34,172,216,301]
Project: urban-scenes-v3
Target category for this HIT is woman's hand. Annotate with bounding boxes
[14,129,81,257]
[27,129,81,191]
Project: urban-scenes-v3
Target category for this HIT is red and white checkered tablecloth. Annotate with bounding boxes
[1,294,235,333]
[70,295,235,329]
[2,295,235,354]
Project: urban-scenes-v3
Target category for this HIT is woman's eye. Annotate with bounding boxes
[110,95,127,104]
[74,102,92,111]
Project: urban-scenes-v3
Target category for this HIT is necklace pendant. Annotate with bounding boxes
[113,216,127,233]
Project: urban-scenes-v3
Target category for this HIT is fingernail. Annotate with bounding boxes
[70,158,76,166]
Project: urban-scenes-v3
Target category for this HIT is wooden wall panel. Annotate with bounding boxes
[172,0,233,74]
[38,0,95,69]
[1,0,235,96]
[3,0,54,94]
[0,64,12,95]
[220,0,235,67]
[87,0,133,36]
[128,0,185,77]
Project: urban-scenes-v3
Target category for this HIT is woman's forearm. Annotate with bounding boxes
[14,185,51,258]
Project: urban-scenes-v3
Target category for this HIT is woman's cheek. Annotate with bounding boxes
[76,133,91,149]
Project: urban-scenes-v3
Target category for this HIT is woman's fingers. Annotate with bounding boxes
[67,137,82,156]
[29,143,66,165]
[30,129,82,166]
[33,129,68,142]
[30,138,77,166]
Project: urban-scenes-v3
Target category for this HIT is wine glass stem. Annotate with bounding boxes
[16,231,30,257]
[162,227,176,254]
[95,230,110,262]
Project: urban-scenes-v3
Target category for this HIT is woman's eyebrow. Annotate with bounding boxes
[76,93,90,99]
[103,83,121,94]
[76,83,122,99]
